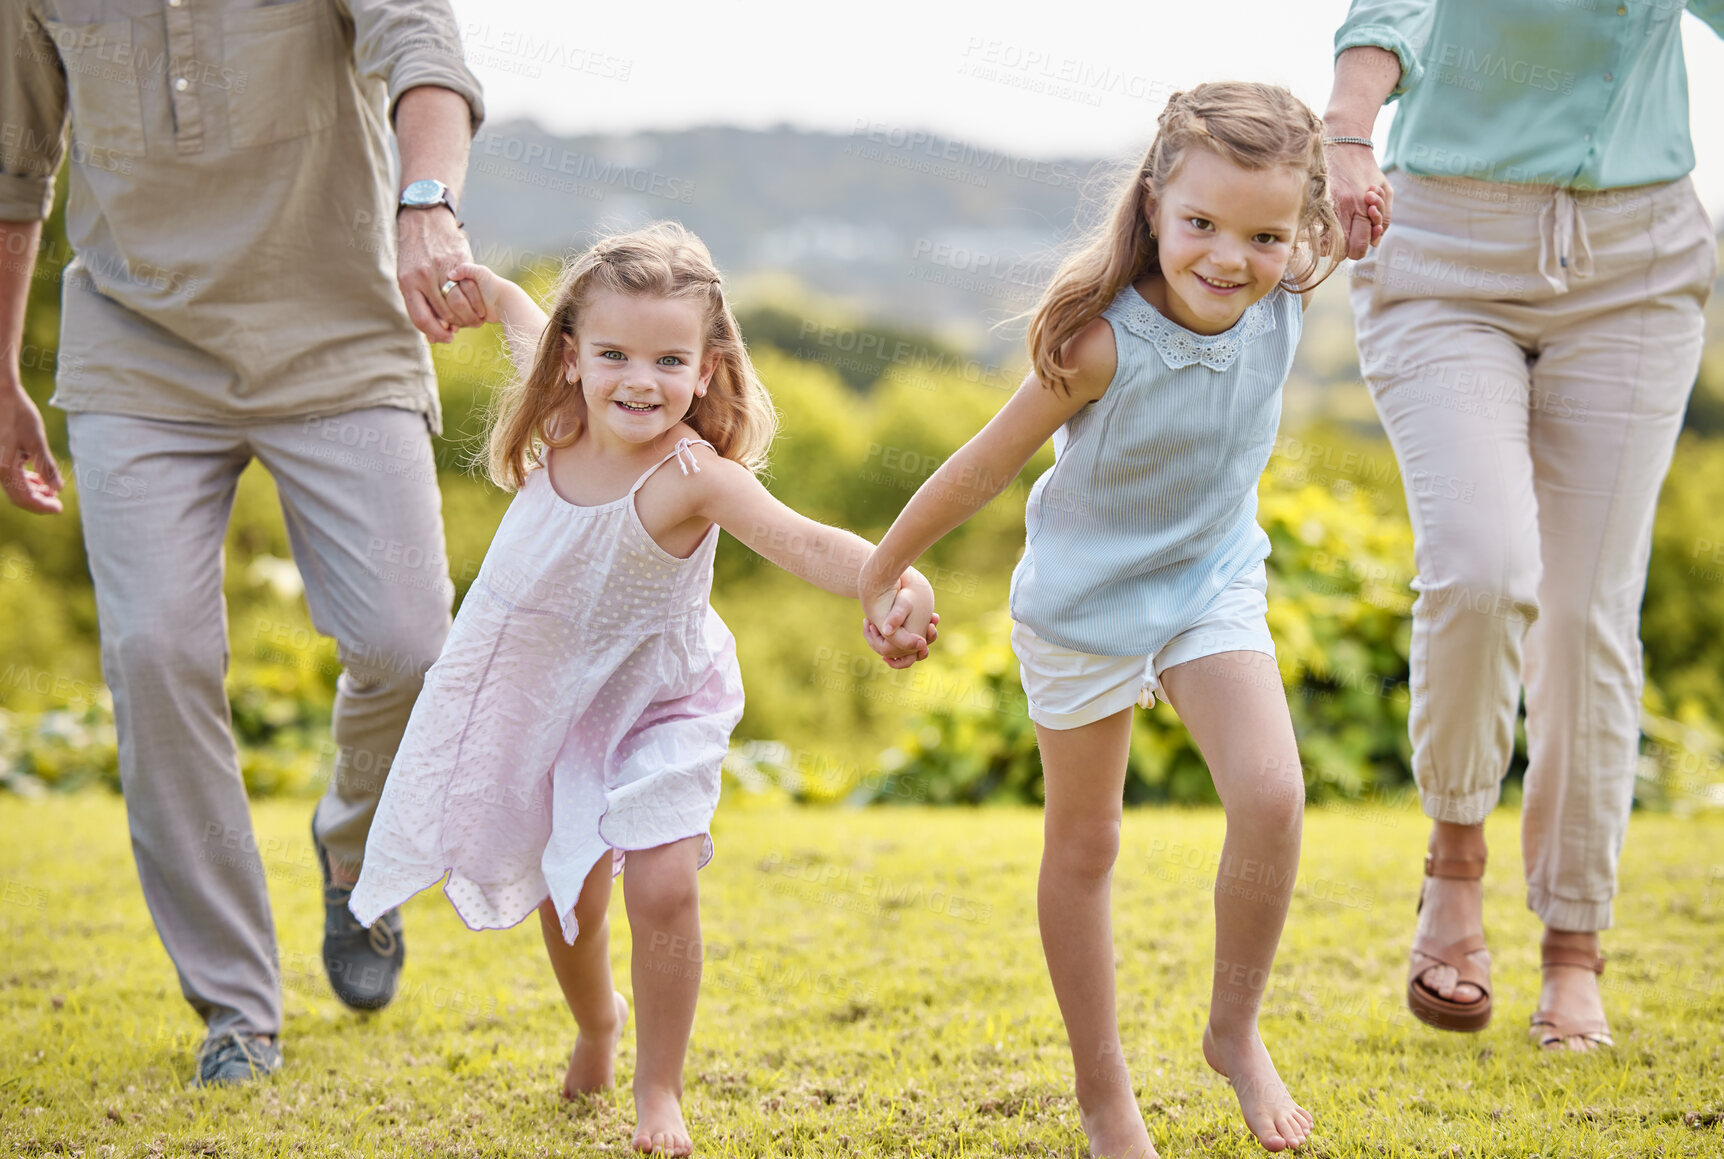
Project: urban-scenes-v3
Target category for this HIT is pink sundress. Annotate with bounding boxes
[349,438,745,943]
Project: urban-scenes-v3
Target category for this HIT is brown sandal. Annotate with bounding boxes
[1530,942,1613,1050]
[1406,854,1492,1032]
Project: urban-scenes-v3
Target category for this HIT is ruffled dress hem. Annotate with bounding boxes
[349,827,717,945]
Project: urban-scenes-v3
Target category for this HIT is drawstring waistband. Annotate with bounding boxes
[1537,188,1595,294]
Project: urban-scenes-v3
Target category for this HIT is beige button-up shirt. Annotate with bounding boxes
[0,0,484,431]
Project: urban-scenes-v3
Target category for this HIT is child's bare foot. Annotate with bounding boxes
[632,1083,691,1155]
[1077,1093,1159,1158]
[562,991,628,1097]
[1203,1024,1312,1151]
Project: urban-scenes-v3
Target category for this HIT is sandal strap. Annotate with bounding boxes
[1541,945,1606,975]
[1410,932,1492,991]
[1424,854,1486,880]
[1530,1011,1612,1043]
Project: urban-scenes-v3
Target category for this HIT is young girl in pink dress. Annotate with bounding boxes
[349,222,935,1155]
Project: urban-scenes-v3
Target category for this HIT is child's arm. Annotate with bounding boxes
[689,455,938,667]
[445,261,550,369]
[857,318,1115,637]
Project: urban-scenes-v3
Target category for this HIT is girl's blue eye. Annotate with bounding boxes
[601,350,624,360]
[659,356,683,366]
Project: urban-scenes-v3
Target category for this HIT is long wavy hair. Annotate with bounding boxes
[487,221,777,490]
[1027,81,1344,393]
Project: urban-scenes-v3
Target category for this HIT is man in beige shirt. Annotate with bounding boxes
[0,0,485,1085]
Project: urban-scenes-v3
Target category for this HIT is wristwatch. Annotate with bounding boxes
[398,178,458,220]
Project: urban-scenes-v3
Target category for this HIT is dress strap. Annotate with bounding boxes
[628,437,716,494]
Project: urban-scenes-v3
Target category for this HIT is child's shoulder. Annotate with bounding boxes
[1059,315,1120,402]
[676,429,744,477]
[642,428,756,502]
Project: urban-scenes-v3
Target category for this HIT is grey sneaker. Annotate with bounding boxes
[313,820,404,1010]
[190,1031,282,1087]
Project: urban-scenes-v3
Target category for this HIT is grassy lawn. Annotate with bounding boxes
[3,794,1723,1157]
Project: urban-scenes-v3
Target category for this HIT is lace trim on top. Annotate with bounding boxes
[1113,291,1279,372]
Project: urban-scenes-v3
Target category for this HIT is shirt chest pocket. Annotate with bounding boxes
[222,0,340,149]
[43,18,146,155]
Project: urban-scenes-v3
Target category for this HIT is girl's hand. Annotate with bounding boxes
[1364,186,1389,247]
[858,551,907,649]
[862,568,939,669]
[443,261,509,325]
[864,613,939,669]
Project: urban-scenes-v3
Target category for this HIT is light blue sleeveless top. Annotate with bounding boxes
[1008,284,1301,656]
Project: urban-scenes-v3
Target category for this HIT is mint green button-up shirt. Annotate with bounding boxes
[1335,0,1724,189]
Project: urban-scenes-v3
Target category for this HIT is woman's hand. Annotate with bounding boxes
[1328,144,1392,260]
[1322,45,1403,260]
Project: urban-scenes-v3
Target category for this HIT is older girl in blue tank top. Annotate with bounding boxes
[862,83,1370,1157]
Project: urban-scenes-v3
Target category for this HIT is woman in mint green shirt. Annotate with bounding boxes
[1324,0,1722,1051]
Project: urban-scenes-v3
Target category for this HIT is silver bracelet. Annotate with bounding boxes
[1323,135,1375,148]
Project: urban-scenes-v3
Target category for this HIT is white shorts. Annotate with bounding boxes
[1011,563,1276,730]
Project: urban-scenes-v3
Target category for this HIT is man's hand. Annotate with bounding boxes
[396,207,485,343]
[392,85,483,343]
[0,381,63,513]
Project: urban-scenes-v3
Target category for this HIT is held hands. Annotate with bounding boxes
[860,564,940,670]
[396,205,486,343]
[440,262,509,324]
[1325,140,1392,260]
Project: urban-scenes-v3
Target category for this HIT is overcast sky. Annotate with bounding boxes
[446,0,1724,215]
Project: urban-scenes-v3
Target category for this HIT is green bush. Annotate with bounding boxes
[867,427,1724,811]
[866,435,1419,806]
[3,181,1722,811]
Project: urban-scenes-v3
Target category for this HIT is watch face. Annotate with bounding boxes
[402,178,447,207]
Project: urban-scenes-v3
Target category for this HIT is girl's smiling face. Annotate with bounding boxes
[565,290,716,448]
[1144,147,1305,336]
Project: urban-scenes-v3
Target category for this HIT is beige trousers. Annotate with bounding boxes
[1351,173,1717,931]
[67,407,453,1036]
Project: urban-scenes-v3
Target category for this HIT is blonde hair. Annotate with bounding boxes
[1028,81,1344,393]
[487,221,777,490]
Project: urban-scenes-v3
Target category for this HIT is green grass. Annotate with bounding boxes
[3,794,1722,1157]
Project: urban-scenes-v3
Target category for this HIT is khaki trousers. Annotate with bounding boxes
[1351,173,1717,931]
[67,407,453,1036]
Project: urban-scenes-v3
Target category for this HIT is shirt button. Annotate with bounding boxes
[174,77,189,92]
[1604,72,1614,82]
[1616,3,1626,12]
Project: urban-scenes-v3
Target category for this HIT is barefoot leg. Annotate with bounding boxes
[1159,651,1312,1152]
[1036,709,1159,1159]
[622,836,705,1156]
[539,854,629,1096]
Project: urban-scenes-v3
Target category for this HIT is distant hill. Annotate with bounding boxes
[460,122,1724,434]
[460,121,1098,355]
